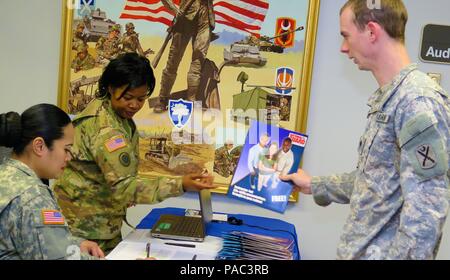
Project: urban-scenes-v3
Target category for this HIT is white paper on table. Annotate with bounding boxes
[106,229,223,260]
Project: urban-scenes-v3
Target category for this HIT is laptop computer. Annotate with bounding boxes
[150,190,213,242]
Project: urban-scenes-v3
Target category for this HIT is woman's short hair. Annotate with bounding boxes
[97,53,156,100]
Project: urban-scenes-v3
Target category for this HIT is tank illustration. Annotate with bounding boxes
[258,35,285,53]
[75,8,120,42]
[145,137,191,170]
[68,75,100,114]
[223,43,267,66]
[224,26,304,64]
[236,35,284,53]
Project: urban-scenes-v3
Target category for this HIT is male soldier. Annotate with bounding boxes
[72,22,88,52]
[282,0,450,260]
[154,0,216,113]
[96,25,121,64]
[214,140,234,178]
[276,137,294,176]
[71,45,96,73]
[279,97,290,121]
[120,22,145,56]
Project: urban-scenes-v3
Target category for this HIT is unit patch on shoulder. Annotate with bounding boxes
[41,210,65,225]
[415,144,437,169]
[104,135,127,153]
[119,152,131,167]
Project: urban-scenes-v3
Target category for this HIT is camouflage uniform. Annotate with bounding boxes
[280,103,290,121]
[230,145,243,169]
[96,30,121,62]
[0,159,95,260]
[72,24,88,52]
[53,99,184,252]
[311,64,450,260]
[158,0,215,105]
[214,145,233,177]
[71,50,96,72]
[120,30,144,56]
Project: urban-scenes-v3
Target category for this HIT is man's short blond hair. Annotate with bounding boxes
[341,0,408,43]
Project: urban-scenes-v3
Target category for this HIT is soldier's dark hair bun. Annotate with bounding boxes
[0,104,71,155]
[0,112,22,148]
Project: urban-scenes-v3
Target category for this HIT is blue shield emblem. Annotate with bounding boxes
[78,0,96,17]
[275,67,295,95]
[168,99,193,129]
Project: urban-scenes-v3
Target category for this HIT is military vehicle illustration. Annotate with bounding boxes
[74,8,120,42]
[145,136,191,170]
[223,43,267,66]
[240,26,304,53]
[68,75,100,114]
[230,72,294,123]
[223,27,304,66]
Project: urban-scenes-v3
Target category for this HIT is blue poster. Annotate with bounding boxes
[228,121,308,213]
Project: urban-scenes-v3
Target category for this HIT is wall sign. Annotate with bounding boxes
[420,24,450,64]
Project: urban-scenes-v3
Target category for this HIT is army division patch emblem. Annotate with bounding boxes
[416,144,436,169]
[275,67,295,95]
[169,99,193,129]
[275,17,297,48]
[119,152,131,167]
[77,0,96,17]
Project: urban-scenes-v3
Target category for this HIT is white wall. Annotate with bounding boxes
[0,0,62,113]
[0,0,449,259]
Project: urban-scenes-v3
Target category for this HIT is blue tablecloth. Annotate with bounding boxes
[137,207,300,260]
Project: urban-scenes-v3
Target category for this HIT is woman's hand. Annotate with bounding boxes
[182,173,215,192]
[279,169,312,195]
[80,240,105,258]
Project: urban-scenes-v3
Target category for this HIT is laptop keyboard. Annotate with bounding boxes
[173,216,202,234]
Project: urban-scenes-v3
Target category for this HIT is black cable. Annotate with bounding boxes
[242,222,300,260]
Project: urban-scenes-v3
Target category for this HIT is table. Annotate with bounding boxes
[136,207,300,260]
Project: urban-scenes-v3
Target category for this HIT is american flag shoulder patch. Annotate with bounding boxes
[104,135,127,153]
[41,210,65,225]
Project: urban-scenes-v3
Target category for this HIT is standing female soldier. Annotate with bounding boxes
[0,104,104,259]
[54,53,214,252]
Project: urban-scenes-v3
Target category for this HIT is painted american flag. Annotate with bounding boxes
[119,0,269,37]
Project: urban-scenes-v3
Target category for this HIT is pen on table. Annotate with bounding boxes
[164,242,196,248]
[146,242,151,258]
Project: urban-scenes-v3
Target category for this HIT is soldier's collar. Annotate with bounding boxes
[367,63,418,111]
[6,158,41,182]
[104,98,136,134]
[73,98,104,123]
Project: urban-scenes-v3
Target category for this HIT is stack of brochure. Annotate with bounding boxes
[216,231,294,260]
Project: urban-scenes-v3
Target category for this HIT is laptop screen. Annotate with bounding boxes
[199,190,213,224]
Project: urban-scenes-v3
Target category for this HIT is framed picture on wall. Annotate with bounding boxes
[58,0,320,202]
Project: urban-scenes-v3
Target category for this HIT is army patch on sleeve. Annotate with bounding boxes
[104,135,127,153]
[41,210,65,225]
[416,144,437,169]
[119,152,131,167]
